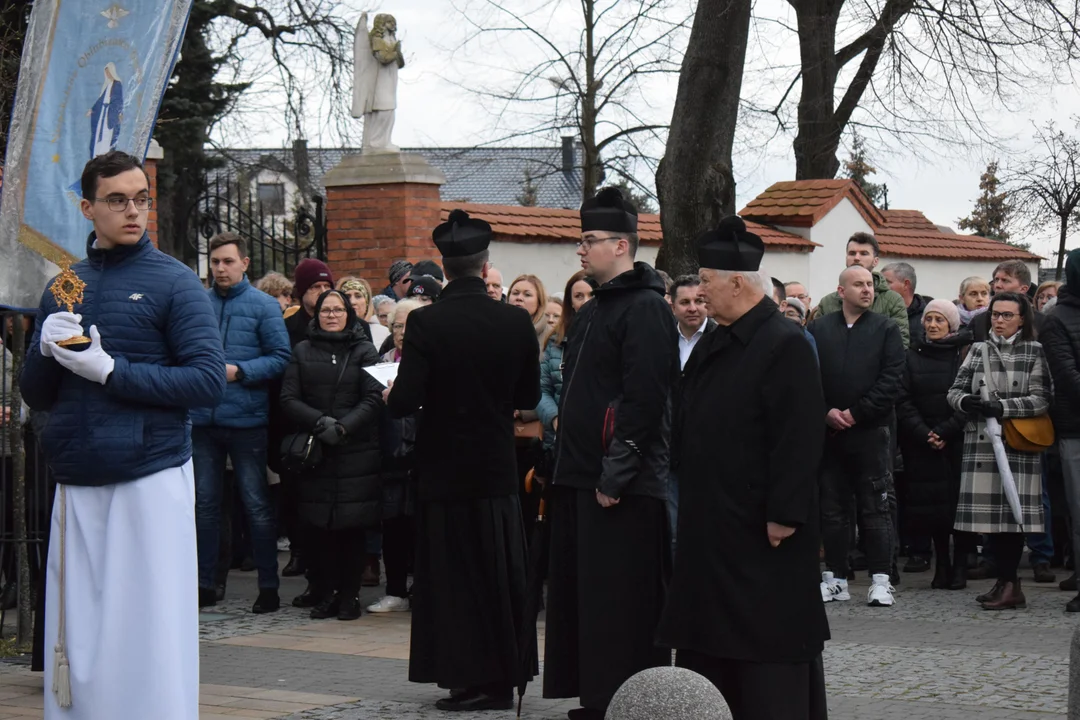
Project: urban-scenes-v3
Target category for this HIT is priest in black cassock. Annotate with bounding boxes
[544,187,677,720]
[657,216,830,720]
[385,209,541,712]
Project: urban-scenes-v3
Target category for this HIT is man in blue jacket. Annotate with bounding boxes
[191,233,291,612]
[20,151,225,720]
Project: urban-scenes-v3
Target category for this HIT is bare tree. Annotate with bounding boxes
[448,0,689,200]
[155,0,356,263]
[655,0,752,276]
[751,0,1080,180]
[1008,122,1080,280]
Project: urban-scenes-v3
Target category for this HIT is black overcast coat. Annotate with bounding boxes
[895,331,971,533]
[553,262,678,500]
[1040,286,1080,438]
[280,321,384,530]
[658,298,829,662]
[386,275,541,500]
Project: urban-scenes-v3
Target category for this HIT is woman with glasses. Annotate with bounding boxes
[947,292,1051,610]
[337,276,390,351]
[366,298,424,614]
[280,289,383,620]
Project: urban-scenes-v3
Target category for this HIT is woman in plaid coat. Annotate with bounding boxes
[947,292,1050,611]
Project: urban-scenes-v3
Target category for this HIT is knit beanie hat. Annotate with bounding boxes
[388,260,413,285]
[923,298,961,333]
[293,258,334,299]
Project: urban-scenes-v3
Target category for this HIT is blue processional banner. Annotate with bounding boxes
[0,0,193,308]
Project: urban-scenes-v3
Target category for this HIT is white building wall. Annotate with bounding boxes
[760,251,812,294]
[489,241,658,296]
[878,257,1041,303]
[804,199,875,304]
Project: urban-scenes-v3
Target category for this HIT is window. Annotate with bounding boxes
[257,183,286,214]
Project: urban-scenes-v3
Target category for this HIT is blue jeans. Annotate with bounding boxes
[193,426,279,590]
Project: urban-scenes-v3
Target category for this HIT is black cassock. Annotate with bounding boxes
[657,298,830,720]
[387,276,541,691]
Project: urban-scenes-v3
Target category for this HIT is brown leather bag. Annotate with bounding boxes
[514,420,544,439]
[1003,416,1054,452]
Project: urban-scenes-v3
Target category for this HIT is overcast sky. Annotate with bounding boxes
[213,0,1080,261]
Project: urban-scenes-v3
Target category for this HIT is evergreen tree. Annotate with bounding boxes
[609,177,658,214]
[842,131,885,206]
[154,2,250,262]
[957,161,1014,243]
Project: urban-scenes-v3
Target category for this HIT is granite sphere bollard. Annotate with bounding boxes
[605,666,733,720]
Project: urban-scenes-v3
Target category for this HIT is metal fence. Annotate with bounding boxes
[1,309,51,647]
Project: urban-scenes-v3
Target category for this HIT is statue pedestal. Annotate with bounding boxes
[323,152,447,286]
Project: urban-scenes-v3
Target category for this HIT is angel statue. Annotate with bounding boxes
[352,13,405,153]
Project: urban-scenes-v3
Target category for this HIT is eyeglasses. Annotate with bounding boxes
[991,311,1017,321]
[319,308,347,317]
[794,293,809,301]
[94,195,153,212]
[391,323,405,332]
[576,236,619,250]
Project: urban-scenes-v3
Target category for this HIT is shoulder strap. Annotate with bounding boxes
[981,343,995,400]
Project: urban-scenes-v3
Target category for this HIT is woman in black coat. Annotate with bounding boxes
[280,289,383,620]
[896,299,975,590]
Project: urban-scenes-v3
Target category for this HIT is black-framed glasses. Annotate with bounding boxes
[391,322,405,332]
[319,308,347,318]
[576,236,620,250]
[991,311,1017,321]
[95,195,153,212]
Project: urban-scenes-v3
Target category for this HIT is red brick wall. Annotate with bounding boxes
[325,182,443,288]
[145,158,159,247]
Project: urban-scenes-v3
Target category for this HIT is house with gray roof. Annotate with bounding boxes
[207,137,585,213]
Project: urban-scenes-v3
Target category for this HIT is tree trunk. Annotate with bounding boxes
[1056,212,1069,281]
[655,0,752,277]
[792,0,844,180]
[581,0,600,200]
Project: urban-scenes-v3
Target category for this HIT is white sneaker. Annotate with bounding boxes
[276,537,290,552]
[820,572,850,602]
[366,595,410,613]
[868,574,896,607]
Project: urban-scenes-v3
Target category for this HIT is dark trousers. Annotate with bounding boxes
[821,426,894,577]
[193,426,279,590]
[991,532,1025,583]
[383,515,413,598]
[309,526,366,598]
[676,649,828,720]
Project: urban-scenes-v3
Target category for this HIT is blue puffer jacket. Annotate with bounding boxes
[20,234,226,487]
[190,277,290,428]
[536,336,563,449]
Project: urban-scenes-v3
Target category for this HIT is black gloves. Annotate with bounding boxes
[315,416,345,445]
[959,396,1004,419]
[959,395,981,414]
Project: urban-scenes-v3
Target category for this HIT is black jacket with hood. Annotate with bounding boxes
[553,262,678,500]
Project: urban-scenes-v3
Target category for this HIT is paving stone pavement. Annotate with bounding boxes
[0,559,1075,718]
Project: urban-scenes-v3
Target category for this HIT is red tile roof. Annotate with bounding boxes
[880,209,940,232]
[439,203,818,251]
[875,228,1042,261]
[739,179,885,228]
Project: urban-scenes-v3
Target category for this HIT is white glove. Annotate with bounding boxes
[49,326,115,385]
[39,312,84,358]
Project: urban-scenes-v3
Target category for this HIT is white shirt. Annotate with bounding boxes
[678,321,708,370]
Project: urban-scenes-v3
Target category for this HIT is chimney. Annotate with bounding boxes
[561,136,575,173]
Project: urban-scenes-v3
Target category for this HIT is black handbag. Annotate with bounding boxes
[279,347,357,473]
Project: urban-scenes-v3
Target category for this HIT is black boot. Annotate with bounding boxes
[198,586,218,608]
[338,595,361,621]
[282,552,306,577]
[950,544,968,590]
[292,583,322,608]
[310,593,341,619]
[252,589,281,614]
[931,559,950,589]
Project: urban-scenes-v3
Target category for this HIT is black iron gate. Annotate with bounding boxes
[188,175,326,282]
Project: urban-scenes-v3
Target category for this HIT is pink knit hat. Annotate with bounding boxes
[923,298,961,332]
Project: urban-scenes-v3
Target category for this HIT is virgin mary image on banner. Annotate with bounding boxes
[88,62,123,158]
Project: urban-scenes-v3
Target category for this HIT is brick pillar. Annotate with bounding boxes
[144,138,163,248]
[322,153,446,287]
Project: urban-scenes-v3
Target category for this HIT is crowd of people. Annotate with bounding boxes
[11,150,1080,720]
